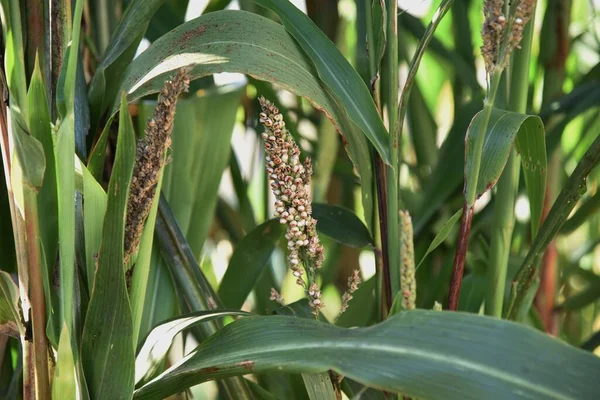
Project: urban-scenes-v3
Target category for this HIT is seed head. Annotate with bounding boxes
[258,97,324,316]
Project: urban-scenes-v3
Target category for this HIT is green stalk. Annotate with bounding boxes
[486,1,537,318]
[24,189,50,399]
[385,0,401,307]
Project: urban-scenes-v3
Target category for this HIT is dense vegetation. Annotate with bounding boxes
[1,0,600,399]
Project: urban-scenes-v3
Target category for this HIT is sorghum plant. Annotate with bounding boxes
[1,0,599,399]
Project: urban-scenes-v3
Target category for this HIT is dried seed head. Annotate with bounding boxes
[124,68,190,275]
[337,270,362,321]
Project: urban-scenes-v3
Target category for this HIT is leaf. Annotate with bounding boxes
[0,271,20,337]
[80,157,107,290]
[466,108,546,222]
[251,0,390,164]
[27,55,59,337]
[134,311,600,399]
[311,203,374,248]
[556,281,600,312]
[302,373,337,400]
[81,93,136,400]
[10,111,45,190]
[137,249,177,349]
[145,0,188,41]
[114,11,375,225]
[135,309,247,385]
[416,209,462,270]
[218,219,285,309]
[369,0,386,77]
[52,324,77,399]
[88,0,164,123]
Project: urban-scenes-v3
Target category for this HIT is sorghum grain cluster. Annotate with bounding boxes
[258,97,324,315]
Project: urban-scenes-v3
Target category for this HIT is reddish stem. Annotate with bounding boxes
[448,203,474,311]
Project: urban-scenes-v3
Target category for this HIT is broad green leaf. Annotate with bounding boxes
[218,219,285,309]
[114,11,375,224]
[81,94,135,400]
[135,310,247,384]
[52,324,77,399]
[88,0,164,123]
[134,311,600,399]
[312,203,374,248]
[507,133,600,319]
[416,209,462,270]
[79,157,107,291]
[466,109,546,224]
[251,0,390,164]
[0,271,20,337]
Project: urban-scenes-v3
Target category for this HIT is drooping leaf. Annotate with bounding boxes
[113,11,375,225]
[81,94,136,400]
[218,219,285,309]
[135,310,247,385]
[134,311,600,399]
[251,0,390,164]
[312,203,374,248]
[466,108,546,228]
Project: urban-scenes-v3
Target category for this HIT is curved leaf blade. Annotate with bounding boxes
[467,108,546,222]
[251,0,390,164]
[134,311,600,400]
[135,310,248,384]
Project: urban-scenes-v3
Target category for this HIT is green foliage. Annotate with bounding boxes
[1,0,600,399]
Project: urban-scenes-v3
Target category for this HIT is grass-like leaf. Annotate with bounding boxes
[218,219,285,310]
[134,311,600,399]
[81,94,136,399]
[251,0,391,164]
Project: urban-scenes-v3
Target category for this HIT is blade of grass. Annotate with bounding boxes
[251,0,391,164]
[81,93,136,400]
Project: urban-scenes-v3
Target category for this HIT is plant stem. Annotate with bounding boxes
[485,1,537,318]
[485,152,519,317]
[448,68,502,310]
[384,0,401,308]
[24,189,50,399]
